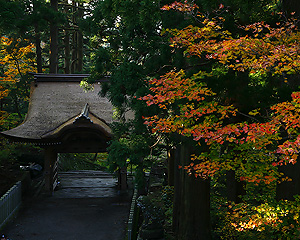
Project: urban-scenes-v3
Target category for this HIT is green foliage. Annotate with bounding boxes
[136,185,174,239]
[0,0,51,39]
[213,199,300,239]
[196,0,279,23]
[0,0,26,33]
[106,139,130,171]
[0,113,23,131]
[0,143,14,165]
[58,153,108,172]
[161,186,174,228]
[85,0,182,115]
[106,129,151,189]
[210,173,300,239]
[85,0,182,188]
[137,189,167,227]
[0,137,43,167]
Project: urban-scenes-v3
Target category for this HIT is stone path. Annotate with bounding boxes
[54,170,120,198]
[2,171,132,240]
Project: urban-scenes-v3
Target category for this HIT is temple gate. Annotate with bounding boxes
[1,74,128,194]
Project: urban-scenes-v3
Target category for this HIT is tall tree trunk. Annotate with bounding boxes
[64,29,70,74]
[34,26,43,73]
[13,96,22,119]
[172,145,181,234]
[71,30,77,73]
[71,1,77,73]
[168,148,175,186]
[173,142,211,240]
[33,0,42,73]
[76,2,83,72]
[49,0,59,74]
[64,0,70,74]
[276,162,300,200]
[226,170,245,203]
[0,99,3,111]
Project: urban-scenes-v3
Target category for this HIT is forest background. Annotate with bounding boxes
[1,0,300,239]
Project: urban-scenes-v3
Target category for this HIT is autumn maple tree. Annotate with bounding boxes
[141,0,300,183]
[0,36,36,126]
[139,1,300,238]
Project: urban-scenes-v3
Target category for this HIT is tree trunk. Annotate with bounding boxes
[0,99,3,111]
[118,166,128,190]
[33,0,43,73]
[276,162,300,200]
[49,0,59,74]
[64,0,70,74]
[13,96,22,119]
[64,29,71,74]
[172,145,181,234]
[167,149,175,186]
[71,30,77,73]
[71,1,77,73]
[76,3,83,72]
[226,170,245,203]
[34,26,43,73]
[136,163,147,195]
[173,143,211,240]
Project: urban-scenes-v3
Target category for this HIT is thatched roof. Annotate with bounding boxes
[1,74,114,145]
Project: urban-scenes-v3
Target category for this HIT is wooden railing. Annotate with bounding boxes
[128,186,138,240]
[52,159,59,191]
[0,181,22,230]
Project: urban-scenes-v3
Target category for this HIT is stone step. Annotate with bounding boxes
[58,170,114,178]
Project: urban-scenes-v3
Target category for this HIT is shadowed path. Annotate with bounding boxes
[3,171,132,240]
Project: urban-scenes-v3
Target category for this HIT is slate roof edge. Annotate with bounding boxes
[30,73,110,82]
[0,131,59,145]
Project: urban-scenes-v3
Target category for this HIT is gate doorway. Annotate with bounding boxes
[51,153,118,199]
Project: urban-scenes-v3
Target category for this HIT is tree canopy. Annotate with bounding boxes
[2,0,300,239]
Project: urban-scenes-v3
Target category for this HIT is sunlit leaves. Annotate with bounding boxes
[161,0,198,12]
[0,36,36,99]
[165,12,300,76]
[0,36,36,126]
[139,69,237,140]
[226,199,300,239]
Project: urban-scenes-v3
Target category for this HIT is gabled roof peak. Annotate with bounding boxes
[73,103,93,124]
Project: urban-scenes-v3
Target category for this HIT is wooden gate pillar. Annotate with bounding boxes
[118,166,128,190]
[44,147,58,195]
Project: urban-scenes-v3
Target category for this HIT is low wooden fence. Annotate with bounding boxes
[128,186,139,240]
[0,181,22,230]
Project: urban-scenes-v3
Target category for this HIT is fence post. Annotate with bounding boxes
[0,181,22,231]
